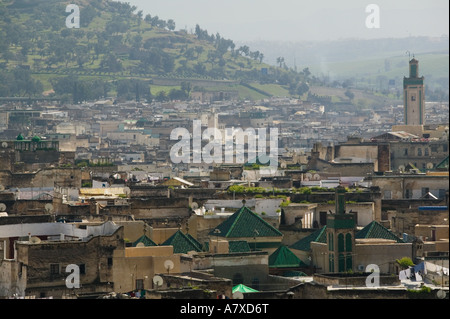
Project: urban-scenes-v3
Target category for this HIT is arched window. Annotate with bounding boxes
[329,253,334,272]
[345,233,352,252]
[417,148,422,156]
[338,233,344,252]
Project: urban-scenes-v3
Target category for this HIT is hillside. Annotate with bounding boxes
[0,0,309,102]
[1,1,444,105]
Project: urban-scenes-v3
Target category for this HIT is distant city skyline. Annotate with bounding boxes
[127,0,449,42]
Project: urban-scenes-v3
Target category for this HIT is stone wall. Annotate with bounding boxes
[9,227,124,298]
[130,197,190,219]
[0,168,82,189]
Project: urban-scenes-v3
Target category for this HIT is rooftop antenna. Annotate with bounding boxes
[406,51,411,59]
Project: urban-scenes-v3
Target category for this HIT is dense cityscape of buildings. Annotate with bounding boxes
[0,58,448,300]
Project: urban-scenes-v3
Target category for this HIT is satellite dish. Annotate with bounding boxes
[164,260,174,271]
[153,275,163,287]
[191,202,198,210]
[232,291,244,299]
[45,203,54,213]
[0,203,6,212]
[29,236,41,244]
[136,242,145,247]
[1,142,7,148]
[437,290,446,299]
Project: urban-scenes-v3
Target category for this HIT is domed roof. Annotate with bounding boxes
[16,134,24,141]
[31,135,41,142]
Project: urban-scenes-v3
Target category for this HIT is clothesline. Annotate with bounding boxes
[399,261,449,281]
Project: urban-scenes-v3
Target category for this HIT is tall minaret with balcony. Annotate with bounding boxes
[403,58,425,125]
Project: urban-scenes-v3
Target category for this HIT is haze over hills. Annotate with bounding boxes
[240,36,449,92]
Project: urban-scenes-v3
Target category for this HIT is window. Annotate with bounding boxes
[108,257,113,267]
[404,148,408,156]
[424,148,429,156]
[338,234,344,253]
[136,279,144,290]
[50,263,60,275]
[345,233,352,252]
[422,188,430,197]
[439,189,446,199]
[417,148,422,156]
[338,253,345,272]
[411,95,416,101]
[405,189,411,199]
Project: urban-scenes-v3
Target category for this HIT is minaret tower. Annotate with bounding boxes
[326,186,356,273]
[403,57,425,125]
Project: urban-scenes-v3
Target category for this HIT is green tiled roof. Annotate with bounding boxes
[209,206,283,238]
[186,233,203,251]
[232,284,259,293]
[289,227,327,252]
[228,240,251,253]
[283,271,308,277]
[161,230,203,254]
[355,221,404,243]
[269,245,308,268]
[132,235,157,247]
[436,156,449,169]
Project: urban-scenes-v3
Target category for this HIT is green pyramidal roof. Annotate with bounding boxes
[228,240,251,253]
[232,284,259,293]
[209,206,283,238]
[161,230,203,254]
[132,234,157,247]
[355,221,404,243]
[436,156,449,170]
[269,245,308,268]
[289,226,327,252]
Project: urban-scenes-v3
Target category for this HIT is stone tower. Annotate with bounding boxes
[403,58,425,125]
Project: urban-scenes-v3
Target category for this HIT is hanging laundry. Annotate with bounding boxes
[413,262,427,280]
[399,270,408,280]
[415,271,423,281]
[399,268,411,280]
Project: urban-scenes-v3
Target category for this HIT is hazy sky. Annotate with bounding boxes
[127,0,449,42]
